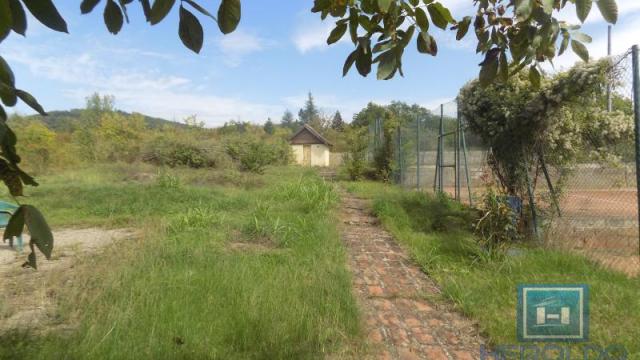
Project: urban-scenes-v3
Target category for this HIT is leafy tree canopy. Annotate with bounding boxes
[459,58,632,196]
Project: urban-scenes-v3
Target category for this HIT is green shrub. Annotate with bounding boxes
[342,127,369,180]
[473,188,521,258]
[143,136,219,169]
[225,137,291,174]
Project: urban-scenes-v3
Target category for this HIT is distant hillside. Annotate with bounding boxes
[25,109,183,132]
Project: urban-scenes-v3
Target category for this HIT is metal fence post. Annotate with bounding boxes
[455,102,461,201]
[416,115,421,191]
[607,25,612,112]
[438,104,444,192]
[631,44,640,257]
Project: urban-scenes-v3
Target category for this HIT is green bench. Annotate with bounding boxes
[0,201,23,252]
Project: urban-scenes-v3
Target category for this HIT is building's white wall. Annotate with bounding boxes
[291,144,330,167]
[291,145,304,165]
[311,144,330,167]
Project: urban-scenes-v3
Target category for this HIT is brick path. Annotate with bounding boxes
[340,192,485,360]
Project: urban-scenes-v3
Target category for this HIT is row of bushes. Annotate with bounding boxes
[142,135,292,173]
[11,113,293,175]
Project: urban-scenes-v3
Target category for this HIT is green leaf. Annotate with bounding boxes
[541,0,555,14]
[355,42,372,76]
[479,48,500,86]
[16,89,47,115]
[558,36,569,55]
[417,31,437,56]
[217,0,241,34]
[515,0,533,20]
[24,205,53,260]
[427,3,451,30]
[529,65,541,88]
[456,16,471,40]
[3,205,24,247]
[376,50,397,80]
[178,6,204,53]
[596,0,617,24]
[183,0,216,20]
[571,32,592,43]
[0,55,15,87]
[571,39,589,62]
[8,0,26,35]
[141,0,151,21]
[0,124,20,166]
[149,0,176,25]
[400,25,415,48]
[415,8,429,31]
[0,0,13,40]
[377,0,392,13]
[575,0,592,23]
[358,15,373,32]
[104,0,124,35]
[80,0,101,14]
[343,50,358,76]
[18,167,38,187]
[0,159,23,196]
[348,7,358,43]
[23,249,36,269]
[327,23,347,45]
[0,83,17,107]
[21,0,68,33]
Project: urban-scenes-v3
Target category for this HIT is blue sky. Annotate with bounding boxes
[2,0,639,126]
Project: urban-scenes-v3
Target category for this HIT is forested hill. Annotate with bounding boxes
[25,109,183,132]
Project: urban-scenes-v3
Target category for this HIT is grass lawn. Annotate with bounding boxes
[345,181,640,358]
[0,165,363,359]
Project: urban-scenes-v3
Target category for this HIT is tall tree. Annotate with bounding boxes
[281,110,296,130]
[330,111,345,131]
[263,118,275,135]
[298,93,320,125]
[74,93,117,162]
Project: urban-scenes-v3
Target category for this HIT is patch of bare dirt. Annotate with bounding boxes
[0,228,135,335]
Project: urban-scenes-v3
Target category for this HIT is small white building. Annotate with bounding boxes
[290,124,332,167]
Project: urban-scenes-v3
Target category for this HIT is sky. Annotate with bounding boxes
[1,0,639,127]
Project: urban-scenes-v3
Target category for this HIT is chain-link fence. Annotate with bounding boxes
[541,48,639,276]
[369,46,640,277]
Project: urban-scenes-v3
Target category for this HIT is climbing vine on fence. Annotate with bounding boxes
[458,58,633,198]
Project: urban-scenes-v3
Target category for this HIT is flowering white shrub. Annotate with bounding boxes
[459,59,633,197]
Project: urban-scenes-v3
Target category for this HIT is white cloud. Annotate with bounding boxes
[217,30,272,67]
[3,43,282,126]
[292,21,337,53]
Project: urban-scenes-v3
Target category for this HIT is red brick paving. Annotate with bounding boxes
[340,192,485,359]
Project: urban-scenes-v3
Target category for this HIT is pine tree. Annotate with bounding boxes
[330,110,345,131]
[281,110,296,130]
[298,92,320,125]
[263,118,275,134]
